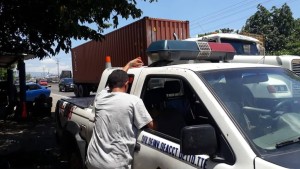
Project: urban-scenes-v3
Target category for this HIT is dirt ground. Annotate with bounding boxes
[0,113,69,169]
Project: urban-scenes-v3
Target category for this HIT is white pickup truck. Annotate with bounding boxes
[186,33,300,76]
[55,40,300,169]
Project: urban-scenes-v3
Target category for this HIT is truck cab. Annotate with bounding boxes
[56,40,300,169]
[132,40,300,169]
[185,33,300,76]
[186,33,263,55]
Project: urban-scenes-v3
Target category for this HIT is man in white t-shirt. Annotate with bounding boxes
[86,57,154,169]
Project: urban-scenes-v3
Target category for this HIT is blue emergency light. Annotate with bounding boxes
[146,40,235,64]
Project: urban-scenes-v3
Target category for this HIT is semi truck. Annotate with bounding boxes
[185,33,300,76]
[55,40,300,169]
[71,17,189,97]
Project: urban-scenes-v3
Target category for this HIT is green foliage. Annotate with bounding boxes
[217,28,235,33]
[242,3,299,55]
[284,19,300,55]
[0,68,7,80]
[0,0,156,59]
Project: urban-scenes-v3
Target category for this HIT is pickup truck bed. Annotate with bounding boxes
[61,97,94,109]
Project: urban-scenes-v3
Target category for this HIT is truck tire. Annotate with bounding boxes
[84,86,90,97]
[74,84,79,97]
[79,85,90,97]
[78,85,84,97]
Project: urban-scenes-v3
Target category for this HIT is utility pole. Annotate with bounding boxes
[56,58,59,79]
[43,66,45,78]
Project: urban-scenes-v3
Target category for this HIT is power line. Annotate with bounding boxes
[205,0,298,31]
[190,0,273,31]
[190,0,256,26]
[190,0,297,35]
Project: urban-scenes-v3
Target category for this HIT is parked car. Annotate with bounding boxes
[25,83,51,102]
[26,83,52,116]
[59,78,74,92]
[38,79,48,86]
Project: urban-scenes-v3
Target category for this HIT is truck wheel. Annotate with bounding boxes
[74,85,79,97]
[83,86,90,97]
[78,85,84,97]
[79,85,90,97]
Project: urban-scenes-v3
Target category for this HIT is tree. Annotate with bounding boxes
[284,18,300,55]
[242,4,274,52]
[272,4,294,37]
[242,3,296,54]
[217,28,235,33]
[243,4,295,54]
[243,4,271,35]
[0,0,156,59]
[269,4,294,52]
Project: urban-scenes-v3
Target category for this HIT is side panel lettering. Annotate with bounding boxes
[141,134,208,169]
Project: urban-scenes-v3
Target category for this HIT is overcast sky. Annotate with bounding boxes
[25,0,300,76]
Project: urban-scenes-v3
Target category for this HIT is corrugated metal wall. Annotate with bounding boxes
[72,17,190,84]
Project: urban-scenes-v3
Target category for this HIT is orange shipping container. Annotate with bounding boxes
[71,17,189,97]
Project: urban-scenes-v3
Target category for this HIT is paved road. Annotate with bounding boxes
[49,83,76,98]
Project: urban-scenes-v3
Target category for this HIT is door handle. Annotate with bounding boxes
[134,143,141,152]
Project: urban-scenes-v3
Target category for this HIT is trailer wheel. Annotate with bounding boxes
[74,84,79,97]
[79,85,88,97]
[78,85,84,97]
[78,85,90,97]
[84,86,90,97]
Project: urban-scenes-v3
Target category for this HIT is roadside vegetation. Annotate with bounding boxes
[242,3,300,55]
[0,0,156,59]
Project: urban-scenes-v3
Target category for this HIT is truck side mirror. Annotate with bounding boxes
[180,124,217,156]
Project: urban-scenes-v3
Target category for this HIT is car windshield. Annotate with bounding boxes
[27,84,42,90]
[64,78,73,83]
[221,38,259,55]
[199,67,300,155]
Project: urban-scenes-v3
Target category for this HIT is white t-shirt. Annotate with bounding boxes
[86,89,152,169]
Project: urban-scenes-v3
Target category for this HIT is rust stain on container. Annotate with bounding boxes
[71,17,190,84]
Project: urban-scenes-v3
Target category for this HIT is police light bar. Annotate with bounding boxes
[146,40,235,63]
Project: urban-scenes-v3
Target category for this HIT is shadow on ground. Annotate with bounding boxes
[0,113,69,169]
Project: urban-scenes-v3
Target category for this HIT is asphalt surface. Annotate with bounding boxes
[0,112,69,169]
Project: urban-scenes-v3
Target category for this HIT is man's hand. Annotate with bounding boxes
[130,57,144,68]
[123,57,144,72]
